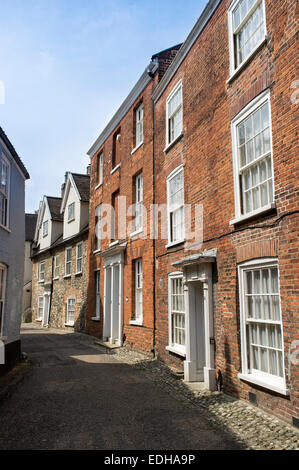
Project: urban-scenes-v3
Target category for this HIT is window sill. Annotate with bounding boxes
[38,280,45,284]
[42,234,48,238]
[91,317,100,322]
[166,239,185,250]
[110,163,121,175]
[229,203,276,226]
[67,218,75,224]
[131,141,144,155]
[109,240,119,247]
[227,37,267,84]
[93,248,102,256]
[238,373,289,396]
[64,322,74,327]
[0,224,11,233]
[36,319,42,322]
[63,275,72,279]
[166,345,186,358]
[130,320,143,327]
[95,182,103,190]
[129,228,143,238]
[163,132,184,153]
[53,277,59,281]
[75,272,82,277]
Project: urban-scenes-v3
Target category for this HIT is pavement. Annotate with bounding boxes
[0,325,244,450]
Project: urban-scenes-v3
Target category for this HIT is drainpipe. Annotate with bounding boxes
[147,62,158,358]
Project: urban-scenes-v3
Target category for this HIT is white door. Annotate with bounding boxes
[42,295,50,327]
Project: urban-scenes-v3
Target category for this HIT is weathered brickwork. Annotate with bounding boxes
[31,233,89,332]
[86,0,298,424]
[153,0,298,424]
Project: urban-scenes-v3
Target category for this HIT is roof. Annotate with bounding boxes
[152,0,222,103]
[0,126,30,179]
[25,213,38,241]
[46,196,63,222]
[71,173,90,202]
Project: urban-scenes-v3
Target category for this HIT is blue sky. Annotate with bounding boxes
[0,0,207,212]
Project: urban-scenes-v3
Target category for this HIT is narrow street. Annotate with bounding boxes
[0,325,243,450]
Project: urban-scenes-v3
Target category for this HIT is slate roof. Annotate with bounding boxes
[0,126,30,179]
[25,213,38,241]
[46,196,63,222]
[71,173,90,202]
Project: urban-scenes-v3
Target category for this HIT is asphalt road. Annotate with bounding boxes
[0,326,243,450]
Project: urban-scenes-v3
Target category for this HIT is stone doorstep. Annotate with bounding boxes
[94,340,121,350]
[185,381,208,392]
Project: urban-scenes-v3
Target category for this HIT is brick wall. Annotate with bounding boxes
[153,0,298,424]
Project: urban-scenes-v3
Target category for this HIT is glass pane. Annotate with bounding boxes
[260,324,267,346]
[253,271,260,293]
[261,348,268,372]
[269,350,278,375]
[247,140,254,162]
[245,117,253,140]
[252,346,259,369]
[255,134,262,158]
[246,271,252,294]
[268,325,276,348]
[255,296,262,319]
[253,109,261,135]
[271,268,278,293]
[263,128,271,153]
[238,123,245,145]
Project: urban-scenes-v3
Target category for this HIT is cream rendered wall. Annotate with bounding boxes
[38,204,52,251]
[63,183,80,239]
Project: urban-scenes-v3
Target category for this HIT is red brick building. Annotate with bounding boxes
[87,0,298,425]
[85,46,181,353]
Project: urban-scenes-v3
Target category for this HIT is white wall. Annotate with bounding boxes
[63,183,80,239]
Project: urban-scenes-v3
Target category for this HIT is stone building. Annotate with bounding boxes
[0,127,30,373]
[31,172,90,331]
[86,0,298,425]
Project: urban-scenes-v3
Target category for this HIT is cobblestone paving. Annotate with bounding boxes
[109,346,299,451]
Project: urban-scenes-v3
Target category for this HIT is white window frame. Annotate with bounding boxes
[238,258,288,395]
[166,165,185,247]
[97,152,103,187]
[228,0,267,79]
[166,272,186,357]
[94,204,102,252]
[66,297,75,326]
[131,259,143,326]
[67,202,75,222]
[37,295,44,321]
[135,173,143,233]
[135,103,144,148]
[76,242,83,274]
[0,263,7,336]
[54,255,59,279]
[65,247,72,277]
[92,270,101,321]
[230,90,275,225]
[39,261,45,282]
[0,154,10,230]
[42,220,48,237]
[165,80,183,149]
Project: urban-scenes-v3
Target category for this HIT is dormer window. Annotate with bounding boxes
[68,202,75,222]
[42,220,48,237]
